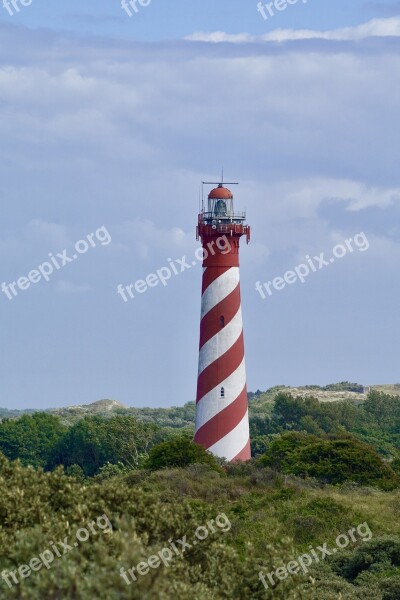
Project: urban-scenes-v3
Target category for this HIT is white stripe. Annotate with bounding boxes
[201,267,239,319]
[198,307,243,375]
[207,411,250,461]
[195,358,246,432]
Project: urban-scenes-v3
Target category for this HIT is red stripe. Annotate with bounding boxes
[231,438,251,462]
[196,332,245,402]
[195,385,248,449]
[202,266,231,295]
[199,284,241,349]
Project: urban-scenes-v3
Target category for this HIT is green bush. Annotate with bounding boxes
[260,432,399,490]
[146,436,224,473]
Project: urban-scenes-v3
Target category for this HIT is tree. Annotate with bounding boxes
[363,391,400,431]
[0,413,67,469]
[49,416,162,476]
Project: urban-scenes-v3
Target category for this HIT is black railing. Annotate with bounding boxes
[200,211,246,222]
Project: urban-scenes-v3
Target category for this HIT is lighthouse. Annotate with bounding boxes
[194,180,251,462]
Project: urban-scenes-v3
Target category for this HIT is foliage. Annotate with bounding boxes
[0,413,67,468]
[49,415,162,476]
[1,386,400,596]
[259,432,399,490]
[146,436,224,473]
[0,450,399,598]
[323,382,364,393]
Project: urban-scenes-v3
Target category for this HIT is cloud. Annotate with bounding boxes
[186,16,400,43]
[0,21,399,262]
[1,20,399,407]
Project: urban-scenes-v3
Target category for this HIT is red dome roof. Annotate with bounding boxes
[208,185,233,200]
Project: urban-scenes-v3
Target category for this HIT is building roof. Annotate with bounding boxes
[208,184,233,200]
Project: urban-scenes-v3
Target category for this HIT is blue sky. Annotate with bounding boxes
[1,1,400,40]
[0,1,400,409]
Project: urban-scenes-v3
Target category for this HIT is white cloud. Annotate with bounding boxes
[1,21,399,408]
[186,16,400,43]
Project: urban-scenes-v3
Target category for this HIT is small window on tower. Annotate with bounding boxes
[220,387,225,398]
[220,315,225,328]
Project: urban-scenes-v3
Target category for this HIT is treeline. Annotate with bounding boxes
[0,414,167,476]
[248,381,365,400]
[250,390,400,460]
[0,390,399,490]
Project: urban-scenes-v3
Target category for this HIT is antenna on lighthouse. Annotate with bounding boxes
[198,184,202,214]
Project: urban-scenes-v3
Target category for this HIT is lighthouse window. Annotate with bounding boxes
[220,316,225,328]
[220,387,225,398]
[215,199,227,217]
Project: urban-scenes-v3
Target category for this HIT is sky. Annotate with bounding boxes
[0,1,399,409]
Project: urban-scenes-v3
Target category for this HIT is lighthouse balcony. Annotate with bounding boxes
[200,211,246,223]
[197,222,250,238]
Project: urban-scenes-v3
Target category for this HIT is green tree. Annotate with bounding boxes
[363,391,400,431]
[50,415,162,476]
[0,413,67,468]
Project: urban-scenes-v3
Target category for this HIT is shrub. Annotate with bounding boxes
[146,436,224,473]
[260,432,399,490]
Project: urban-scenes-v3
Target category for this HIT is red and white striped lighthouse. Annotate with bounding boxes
[194,181,251,462]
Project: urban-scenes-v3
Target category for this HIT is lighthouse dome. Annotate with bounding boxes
[208,185,233,200]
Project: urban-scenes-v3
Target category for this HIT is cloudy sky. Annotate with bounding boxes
[0,1,399,409]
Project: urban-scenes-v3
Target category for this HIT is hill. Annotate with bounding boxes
[1,382,399,427]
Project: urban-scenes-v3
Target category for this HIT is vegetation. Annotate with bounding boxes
[0,384,399,598]
[146,436,224,473]
[48,415,162,476]
[0,413,66,469]
[0,452,399,598]
[260,432,399,490]
[250,390,400,461]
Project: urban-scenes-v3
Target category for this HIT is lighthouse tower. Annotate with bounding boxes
[194,181,251,462]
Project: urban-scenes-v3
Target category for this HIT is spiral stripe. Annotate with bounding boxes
[201,265,231,294]
[195,385,248,449]
[198,307,243,375]
[195,263,251,462]
[196,332,244,401]
[195,357,246,427]
[200,267,239,319]
[207,411,250,462]
[199,285,241,348]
